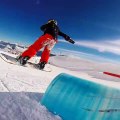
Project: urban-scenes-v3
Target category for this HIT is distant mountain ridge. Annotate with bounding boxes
[0,40,56,56]
[0,40,27,54]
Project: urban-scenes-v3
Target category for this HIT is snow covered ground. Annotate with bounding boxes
[0,41,120,120]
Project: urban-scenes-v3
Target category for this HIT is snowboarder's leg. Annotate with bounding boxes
[18,43,42,65]
[40,47,50,63]
[18,34,53,65]
[21,39,43,58]
[21,34,54,58]
[38,39,56,69]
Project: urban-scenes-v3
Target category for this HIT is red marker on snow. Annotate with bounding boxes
[103,72,120,78]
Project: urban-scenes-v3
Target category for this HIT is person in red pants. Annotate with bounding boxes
[17,19,75,70]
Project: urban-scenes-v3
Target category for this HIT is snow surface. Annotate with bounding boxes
[0,41,120,120]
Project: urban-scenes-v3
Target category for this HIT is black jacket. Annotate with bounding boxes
[40,22,70,40]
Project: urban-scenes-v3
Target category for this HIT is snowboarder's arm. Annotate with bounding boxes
[59,31,75,44]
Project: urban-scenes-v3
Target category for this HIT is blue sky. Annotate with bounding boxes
[0,0,120,62]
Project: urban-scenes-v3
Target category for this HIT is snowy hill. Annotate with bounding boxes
[0,40,26,54]
[0,51,64,120]
[49,55,120,82]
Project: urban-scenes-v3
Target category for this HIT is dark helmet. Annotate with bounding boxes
[47,19,57,25]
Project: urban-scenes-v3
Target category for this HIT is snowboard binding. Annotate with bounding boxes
[16,56,30,66]
[37,61,46,70]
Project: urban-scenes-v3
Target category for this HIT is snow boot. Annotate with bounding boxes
[17,56,30,65]
[38,61,46,70]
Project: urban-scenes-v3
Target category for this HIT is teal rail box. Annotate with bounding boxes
[41,73,120,120]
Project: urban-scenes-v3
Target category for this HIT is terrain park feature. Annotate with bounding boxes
[41,73,120,120]
[103,71,120,78]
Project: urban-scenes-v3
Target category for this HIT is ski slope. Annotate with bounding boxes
[0,52,62,120]
[0,50,120,120]
[0,51,87,120]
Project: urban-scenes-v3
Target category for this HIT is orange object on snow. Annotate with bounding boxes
[103,72,120,78]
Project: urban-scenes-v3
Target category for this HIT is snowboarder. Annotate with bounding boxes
[17,19,75,70]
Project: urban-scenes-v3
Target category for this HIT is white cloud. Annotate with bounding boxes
[59,39,120,55]
[55,48,117,63]
[75,40,120,55]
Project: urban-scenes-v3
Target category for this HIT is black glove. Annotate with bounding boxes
[65,35,70,40]
[67,38,75,44]
[64,35,75,44]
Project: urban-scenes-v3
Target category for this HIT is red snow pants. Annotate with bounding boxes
[21,33,57,63]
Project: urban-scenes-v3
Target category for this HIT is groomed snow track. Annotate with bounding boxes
[41,73,120,120]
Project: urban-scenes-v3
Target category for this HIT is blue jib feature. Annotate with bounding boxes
[41,73,120,120]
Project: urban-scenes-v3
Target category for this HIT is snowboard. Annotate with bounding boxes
[0,53,52,72]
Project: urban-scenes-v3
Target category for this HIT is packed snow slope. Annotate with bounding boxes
[0,51,93,120]
[0,52,63,120]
